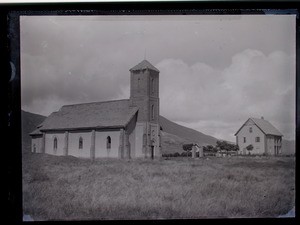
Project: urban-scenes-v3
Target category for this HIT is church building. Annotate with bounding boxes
[30,60,161,159]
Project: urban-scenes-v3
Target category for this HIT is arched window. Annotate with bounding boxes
[151,78,154,93]
[79,137,83,149]
[107,136,111,149]
[152,105,155,120]
[53,137,58,151]
[137,77,140,91]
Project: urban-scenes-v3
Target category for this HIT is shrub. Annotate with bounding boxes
[204,152,216,157]
[181,152,192,157]
[246,144,254,151]
[173,152,180,157]
[163,152,181,157]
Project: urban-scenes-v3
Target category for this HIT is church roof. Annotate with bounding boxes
[36,99,138,131]
[235,118,283,136]
[130,60,160,72]
[30,128,43,136]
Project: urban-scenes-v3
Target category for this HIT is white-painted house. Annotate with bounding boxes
[30,60,161,159]
[234,117,283,155]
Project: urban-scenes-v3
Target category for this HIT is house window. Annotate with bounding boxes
[53,137,58,151]
[243,137,246,143]
[33,144,36,153]
[255,137,260,142]
[79,137,83,149]
[107,136,111,149]
[249,127,252,133]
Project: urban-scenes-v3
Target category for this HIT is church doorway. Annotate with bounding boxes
[151,146,154,159]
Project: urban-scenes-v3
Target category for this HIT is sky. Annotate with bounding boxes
[20,15,296,142]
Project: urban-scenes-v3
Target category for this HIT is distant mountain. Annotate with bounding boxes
[159,116,219,154]
[21,110,46,153]
[159,115,218,143]
[282,139,295,155]
[160,131,188,154]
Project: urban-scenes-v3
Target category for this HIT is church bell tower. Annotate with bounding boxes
[129,60,161,158]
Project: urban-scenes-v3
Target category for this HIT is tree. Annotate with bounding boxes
[203,145,217,152]
[216,141,239,152]
[216,141,226,151]
[182,144,194,157]
[246,144,253,154]
[182,144,193,151]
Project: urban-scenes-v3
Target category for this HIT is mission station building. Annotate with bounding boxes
[30,60,161,159]
[235,117,283,155]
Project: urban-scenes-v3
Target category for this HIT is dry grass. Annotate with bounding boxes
[22,153,295,220]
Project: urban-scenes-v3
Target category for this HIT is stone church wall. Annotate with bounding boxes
[134,123,145,158]
[95,130,120,158]
[126,115,136,159]
[68,131,92,158]
[45,132,65,156]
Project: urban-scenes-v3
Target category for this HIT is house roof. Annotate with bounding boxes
[129,60,160,73]
[36,99,138,131]
[235,118,283,137]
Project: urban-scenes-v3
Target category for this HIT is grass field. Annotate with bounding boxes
[22,153,295,220]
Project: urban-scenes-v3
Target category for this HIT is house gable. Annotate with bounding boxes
[235,118,282,137]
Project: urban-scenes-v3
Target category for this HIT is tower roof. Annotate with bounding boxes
[130,60,160,72]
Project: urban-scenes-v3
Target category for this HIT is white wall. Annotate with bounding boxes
[134,123,145,157]
[266,136,273,155]
[45,132,65,156]
[31,136,42,153]
[266,136,282,155]
[68,131,92,158]
[129,129,136,158]
[40,128,142,158]
[95,130,120,158]
[236,121,265,155]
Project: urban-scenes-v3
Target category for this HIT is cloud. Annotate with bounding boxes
[20,15,296,141]
[157,49,295,141]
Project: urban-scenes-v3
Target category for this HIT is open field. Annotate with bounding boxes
[22,153,295,220]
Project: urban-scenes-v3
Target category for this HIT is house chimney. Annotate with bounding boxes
[261,116,264,120]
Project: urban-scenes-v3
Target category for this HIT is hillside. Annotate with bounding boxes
[159,116,218,145]
[21,110,46,153]
[160,131,188,154]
